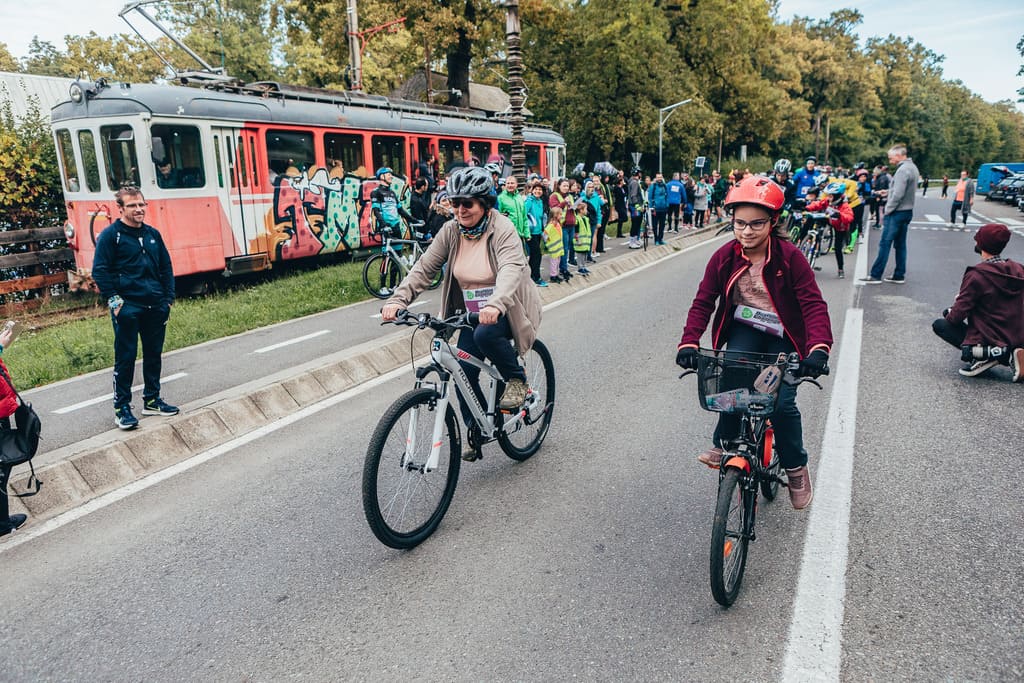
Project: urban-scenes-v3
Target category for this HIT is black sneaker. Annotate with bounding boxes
[115,404,139,430]
[0,513,27,537]
[142,397,179,416]
[859,276,883,284]
[883,276,906,284]
[959,359,998,377]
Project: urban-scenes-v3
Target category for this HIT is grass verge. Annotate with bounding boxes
[5,261,369,389]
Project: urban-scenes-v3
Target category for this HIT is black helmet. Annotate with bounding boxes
[806,156,817,164]
[854,161,865,170]
[774,158,792,175]
[446,166,496,207]
[631,166,642,177]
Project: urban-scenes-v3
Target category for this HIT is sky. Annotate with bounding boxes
[0,0,1022,106]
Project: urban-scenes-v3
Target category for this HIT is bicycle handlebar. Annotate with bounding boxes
[381,309,484,331]
[677,349,828,388]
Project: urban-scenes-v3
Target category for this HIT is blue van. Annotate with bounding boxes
[976,163,1024,196]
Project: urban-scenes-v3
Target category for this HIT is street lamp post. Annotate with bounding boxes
[659,98,692,175]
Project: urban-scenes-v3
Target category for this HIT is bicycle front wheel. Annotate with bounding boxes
[819,225,834,255]
[362,388,461,549]
[362,253,403,300]
[799,236,818,269]
[710,467,751,607]
[498,339,556,461]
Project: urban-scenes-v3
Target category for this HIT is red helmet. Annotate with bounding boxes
[723,177,786,213]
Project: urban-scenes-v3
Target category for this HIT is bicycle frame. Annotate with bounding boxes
[409,334,536,472]
[378,236,425,276]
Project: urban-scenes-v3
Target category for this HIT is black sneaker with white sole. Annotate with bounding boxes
[883,276,906,283]
[115,404,139,430]
[142,398,179,416]
[959,359,998,377]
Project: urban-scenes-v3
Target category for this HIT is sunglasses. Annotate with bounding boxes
[451,198,478,209]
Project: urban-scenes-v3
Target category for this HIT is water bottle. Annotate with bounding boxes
[706,388,750,412]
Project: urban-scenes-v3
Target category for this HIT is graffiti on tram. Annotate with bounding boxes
[261,168,407,260]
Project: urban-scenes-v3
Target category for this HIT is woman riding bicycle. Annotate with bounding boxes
[381,167,542,453]
[675,177,833,509]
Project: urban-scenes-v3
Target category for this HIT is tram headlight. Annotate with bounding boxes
[64,221,75,240]
[69,83,84,103]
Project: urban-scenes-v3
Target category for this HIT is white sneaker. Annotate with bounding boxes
[1011,348,1024,383]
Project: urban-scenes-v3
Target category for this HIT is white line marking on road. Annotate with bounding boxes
[925,214,944,222]
[3,234,728,551]
[252,330,330,354]
[855,231,869,282]
[369,299,431,319]
[781,307,863,682]
[51,373,189,414]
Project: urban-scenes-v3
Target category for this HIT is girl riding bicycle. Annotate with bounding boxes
[675,177,833,509]
[381,167,542,457]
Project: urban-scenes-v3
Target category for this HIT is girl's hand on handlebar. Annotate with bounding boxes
[381,304,403,322]
[478,306,501,325]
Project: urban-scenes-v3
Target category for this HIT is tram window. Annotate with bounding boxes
[324,133,364,177]
[437,138,464,171]
[469,140,491,166]
[266,129,314,183]
[213,135,223,188]
[372,135,405,177]
[100,124,140,189]
[526,145,540,175]
[77,130,101,192]
[236,136,247,187]
[498,143,511,166]
[150,124,205,189]
[225,136,237,188]
[55,129,81,193]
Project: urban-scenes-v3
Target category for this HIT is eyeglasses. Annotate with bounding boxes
[451,199,478,209]
[732,218,772,232]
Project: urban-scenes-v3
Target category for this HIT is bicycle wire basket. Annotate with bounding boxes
[694,349,788,415]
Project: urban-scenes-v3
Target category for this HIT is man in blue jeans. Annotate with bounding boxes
[92,187,179,430]
[862,145,920,284]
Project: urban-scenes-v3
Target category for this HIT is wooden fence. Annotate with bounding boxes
[0,226,73,313]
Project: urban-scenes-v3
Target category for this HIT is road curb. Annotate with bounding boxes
[6,225,724,527]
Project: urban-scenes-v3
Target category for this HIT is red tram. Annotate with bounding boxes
[49,79,566,286]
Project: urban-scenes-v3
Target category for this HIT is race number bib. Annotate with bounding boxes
[734,304,785,338]
[462,286,494,314]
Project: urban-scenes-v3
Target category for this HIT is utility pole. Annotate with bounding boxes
[504,0,526,185]
[345,0,405,92]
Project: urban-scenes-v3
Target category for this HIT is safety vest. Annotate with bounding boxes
[574,213,592,252]
[543,222,564,257]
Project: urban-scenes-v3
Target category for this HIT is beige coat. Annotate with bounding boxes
[386,210,542,352]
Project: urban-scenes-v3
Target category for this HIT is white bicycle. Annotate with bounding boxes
[362,310,556,549]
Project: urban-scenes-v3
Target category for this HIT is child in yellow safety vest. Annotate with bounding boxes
[543,206,566,283]
[573,198,593,275]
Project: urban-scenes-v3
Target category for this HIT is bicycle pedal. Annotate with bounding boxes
[462,449,483,462]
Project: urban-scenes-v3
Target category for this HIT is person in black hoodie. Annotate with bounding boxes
[92,187,178,430]
[932,223,1024,381]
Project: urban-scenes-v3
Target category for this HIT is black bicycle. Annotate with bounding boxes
[681,348,827,606]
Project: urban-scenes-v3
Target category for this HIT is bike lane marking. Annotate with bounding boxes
[782,244,865,681]
[252,330,331,354]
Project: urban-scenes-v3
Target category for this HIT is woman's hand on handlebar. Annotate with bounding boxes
[381,303,403,322]
[478,306,501,325]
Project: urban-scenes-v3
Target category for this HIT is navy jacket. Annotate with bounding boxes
[92,220,175,307]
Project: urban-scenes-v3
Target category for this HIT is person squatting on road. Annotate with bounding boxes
[931,223,1024,382]
[381,167,543,461]
[676,177,833,510]
[805,181,854,279]
[92,187,178,431]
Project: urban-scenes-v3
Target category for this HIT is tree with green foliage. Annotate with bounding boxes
[0,43,18,72]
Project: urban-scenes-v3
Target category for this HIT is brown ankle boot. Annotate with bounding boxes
[786,466,813,509]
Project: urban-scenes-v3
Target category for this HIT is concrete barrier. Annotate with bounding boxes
[4,225,724,528]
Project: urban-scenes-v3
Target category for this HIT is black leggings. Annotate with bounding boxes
[630,214,642,238]
[528,234,542,281]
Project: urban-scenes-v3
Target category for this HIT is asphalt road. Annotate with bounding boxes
[1,196,1021,681]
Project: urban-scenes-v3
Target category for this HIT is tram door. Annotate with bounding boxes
[212,125,262,256]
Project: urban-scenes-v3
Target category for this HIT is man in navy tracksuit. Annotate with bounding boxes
[92,188,178,430]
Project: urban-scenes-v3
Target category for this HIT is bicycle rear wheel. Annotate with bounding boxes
[819,225,834,255]
[710,467,751,606]
[362,388,460,549]
[362,253,403,300]
[498,339,556,461]
[799,235,818,269]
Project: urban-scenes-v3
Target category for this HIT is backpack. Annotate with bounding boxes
[0,364,42,497]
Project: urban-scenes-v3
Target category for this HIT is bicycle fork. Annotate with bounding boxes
[405,388,451,473]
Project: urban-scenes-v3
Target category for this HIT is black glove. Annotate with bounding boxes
[676,347,699,370]
[798,349,829,378]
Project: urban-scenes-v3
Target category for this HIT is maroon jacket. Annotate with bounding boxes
[679,237,833,357]
[945,258,1024,347]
